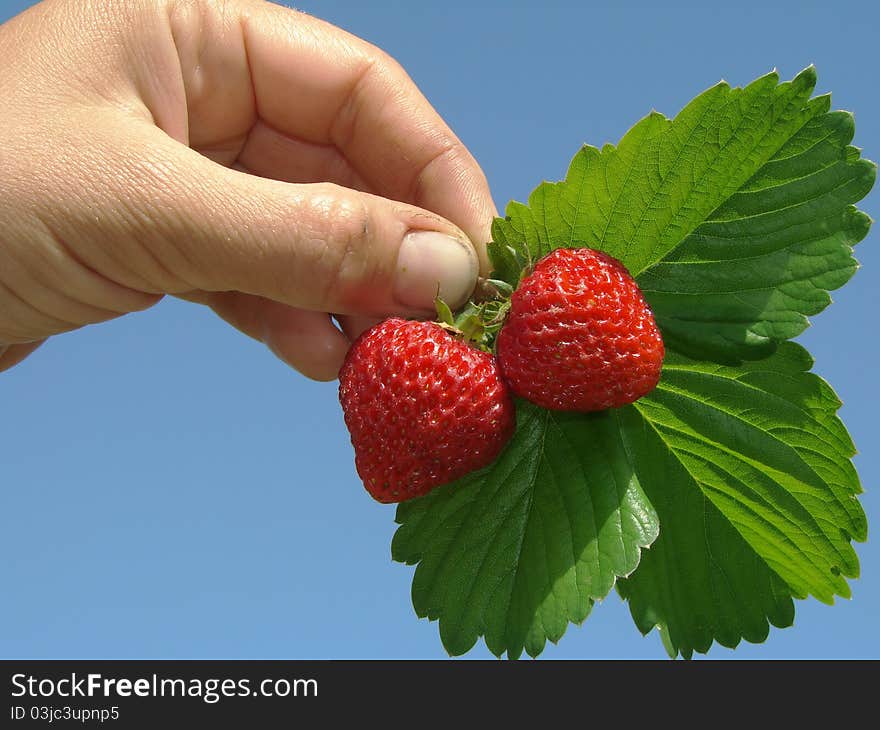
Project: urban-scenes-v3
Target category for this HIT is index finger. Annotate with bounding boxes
[179,1,496,270]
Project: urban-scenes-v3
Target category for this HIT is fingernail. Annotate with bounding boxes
[393,231,478,311]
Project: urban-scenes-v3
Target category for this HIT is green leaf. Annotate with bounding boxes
[487,240,527,288]
[392,68,871,659]
[639,108,874,361]
[434,296,455,326]
[457,314,485,343]
[617,343,865,657]
[491,66,875,361]
[485,278,514,297]
[392,401,659,659]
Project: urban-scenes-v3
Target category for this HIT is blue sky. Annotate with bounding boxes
[1,0,877,659]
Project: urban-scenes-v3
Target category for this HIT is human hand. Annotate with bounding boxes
[0,0,495,378]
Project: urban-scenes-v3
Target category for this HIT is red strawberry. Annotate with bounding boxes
[339,318,515,503]
[496,247,664,412]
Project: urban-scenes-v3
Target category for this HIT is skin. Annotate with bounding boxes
[0,0,497,380]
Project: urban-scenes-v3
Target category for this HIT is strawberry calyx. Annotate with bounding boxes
[430,239,531,352]
[434,282,511,353]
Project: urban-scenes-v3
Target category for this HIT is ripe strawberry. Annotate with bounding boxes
[496,247,664,412]
[339,318,515,503]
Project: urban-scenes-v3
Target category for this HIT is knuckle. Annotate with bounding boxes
[364,44,406,84]
[305,185,374,302]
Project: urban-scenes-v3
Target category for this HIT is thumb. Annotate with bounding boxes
[70,123,480,317]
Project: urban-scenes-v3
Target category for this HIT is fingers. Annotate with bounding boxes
[336,315,381,343]
[178,291,348,381]
[0,340,45,373]
[262,308,348,382]
[236,120,370,192]
[50,120,478,319]
[0,0,495,376]
[179,290,382,378]
[168,0,497,271]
